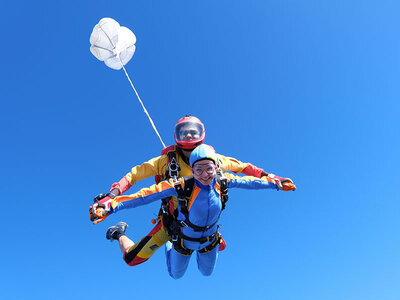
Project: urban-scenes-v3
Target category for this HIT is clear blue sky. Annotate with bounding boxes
[1,1,399,299]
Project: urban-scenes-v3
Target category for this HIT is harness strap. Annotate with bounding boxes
[173,242,193,256]
[157,149,181,237]
[178,218,219,232]
[174,175,194,200]
[173,228,221,255]
[178,227,219,244]
[174,174,230,232]
[198,231,222,253]
[174,176,221,232]
[217,172,228,210]
[168,171,229,254]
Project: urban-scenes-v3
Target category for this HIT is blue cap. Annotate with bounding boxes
[189,144,217,167]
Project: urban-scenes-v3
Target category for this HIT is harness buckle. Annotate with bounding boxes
[168,157,180,180]
[180,220,189,228]
[174,180,183,188]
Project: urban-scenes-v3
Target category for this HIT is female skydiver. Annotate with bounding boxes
[90,116,295,267]
[93,144,296,279]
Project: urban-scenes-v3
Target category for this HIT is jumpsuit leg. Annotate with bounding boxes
[196,246,219,276]
[165,241,191,279]
[123,222,170,266]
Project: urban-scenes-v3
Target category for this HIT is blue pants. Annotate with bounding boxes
[165,241,219,279]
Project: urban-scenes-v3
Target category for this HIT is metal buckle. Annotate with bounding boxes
[168,157,179,179]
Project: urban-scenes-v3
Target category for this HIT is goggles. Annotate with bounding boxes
[192,163,216,176]
[175,122,204,142]
[179,129,201,140]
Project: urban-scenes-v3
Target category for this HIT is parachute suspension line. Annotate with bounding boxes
[118,56,166,148]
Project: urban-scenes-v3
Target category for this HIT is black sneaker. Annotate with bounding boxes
[106,222,128,242]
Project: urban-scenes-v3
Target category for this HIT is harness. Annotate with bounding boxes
[154,145,181,184]
[155,145,228,255]
[167,175,228,255]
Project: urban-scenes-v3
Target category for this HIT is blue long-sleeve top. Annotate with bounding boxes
[110,173,280,250]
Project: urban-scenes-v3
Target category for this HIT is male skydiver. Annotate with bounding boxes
[90,115,295,266]
[95,144,295,278]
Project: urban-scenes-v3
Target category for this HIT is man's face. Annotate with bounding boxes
[179,126,201,141]
[192,160,217,185]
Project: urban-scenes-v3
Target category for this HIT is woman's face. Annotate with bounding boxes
[192,160,217,185]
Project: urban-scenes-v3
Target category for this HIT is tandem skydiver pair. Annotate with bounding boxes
[89,116,296,278]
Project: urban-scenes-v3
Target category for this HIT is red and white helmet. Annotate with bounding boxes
[174,116,205,150]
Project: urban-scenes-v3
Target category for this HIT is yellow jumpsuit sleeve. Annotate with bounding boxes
[217,154,248,174]
[124,155,169,186]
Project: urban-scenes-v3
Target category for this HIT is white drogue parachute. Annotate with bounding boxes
[90,18,136,70]
[89,17,166,147]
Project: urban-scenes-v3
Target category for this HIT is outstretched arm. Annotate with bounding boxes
[224,173,296,191]
[109,155,169,196]
[91,155,169,222]
[217,154,295,188]
[90,178,178,224]
[110,179,177,213]
[224,173,281,190]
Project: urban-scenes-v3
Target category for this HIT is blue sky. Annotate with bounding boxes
[1,1,399,299]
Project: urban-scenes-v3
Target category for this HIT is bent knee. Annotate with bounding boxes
[124,255,148,266]
[123,246,148,266]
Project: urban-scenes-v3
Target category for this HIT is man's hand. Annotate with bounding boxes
[90,194,112,224]
[281,181,296,191]
[267,174,296,191]
[89,205,110,224]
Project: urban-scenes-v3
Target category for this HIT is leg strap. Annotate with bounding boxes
[198,232,222,254]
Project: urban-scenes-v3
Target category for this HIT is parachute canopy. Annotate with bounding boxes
[90,18,136,70]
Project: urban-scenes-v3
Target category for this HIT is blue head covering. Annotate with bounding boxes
[189,144,217,167]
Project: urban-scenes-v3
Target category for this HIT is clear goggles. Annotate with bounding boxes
[175,122,204,142]
[192,162,216,176]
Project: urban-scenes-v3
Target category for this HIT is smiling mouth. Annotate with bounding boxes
[199,176,213,182]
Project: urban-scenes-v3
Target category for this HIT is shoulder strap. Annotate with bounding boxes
[175,175,194,206]
[161,145,176,156]
[155,145,181,183]
[217,174,229,210]
[155,145,178,184]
